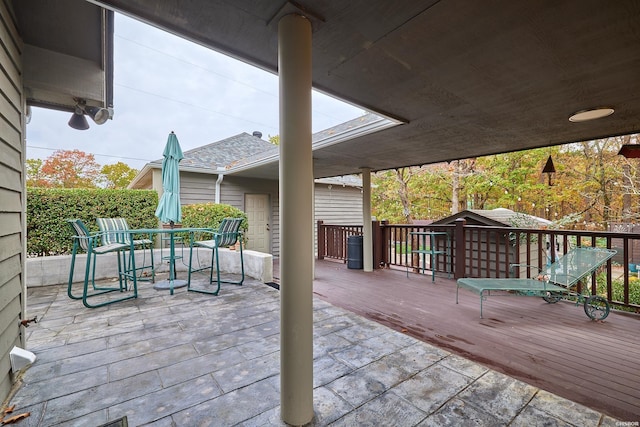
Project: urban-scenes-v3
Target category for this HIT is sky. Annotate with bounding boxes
[25,14,364,171]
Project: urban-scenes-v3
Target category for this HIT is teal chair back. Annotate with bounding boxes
[216,218,243,247]
[97,217,132,245]
[67,219,93,251]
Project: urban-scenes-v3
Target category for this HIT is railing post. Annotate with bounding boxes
[372,220,382,269]
[454,218,466,279]
[381,220,389,267]
[317,220,324,260]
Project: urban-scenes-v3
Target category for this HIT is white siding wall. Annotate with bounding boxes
[314,184,364,256]
[172,172,364,258]
[0,1,25,401]
[314,184,363,225]
[180,172,216,205]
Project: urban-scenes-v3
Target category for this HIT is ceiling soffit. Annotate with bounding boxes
[88,1,640,178]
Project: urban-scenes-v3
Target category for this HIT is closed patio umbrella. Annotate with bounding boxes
[154,131,185,293]
[155,131,183,226]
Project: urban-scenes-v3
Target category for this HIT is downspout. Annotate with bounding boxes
[215,171,224,204]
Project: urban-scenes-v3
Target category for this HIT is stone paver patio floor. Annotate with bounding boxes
[8,272,620,426]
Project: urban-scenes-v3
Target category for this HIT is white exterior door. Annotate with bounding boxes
[245,194,270,253]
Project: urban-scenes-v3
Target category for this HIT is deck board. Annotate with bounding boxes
[276,259,640,420]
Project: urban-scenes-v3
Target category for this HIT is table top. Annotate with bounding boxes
[408,231,450,255]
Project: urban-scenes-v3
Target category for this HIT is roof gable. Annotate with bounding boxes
[151,132,277,170]
[147,113,387,173]
[433,208,551,228]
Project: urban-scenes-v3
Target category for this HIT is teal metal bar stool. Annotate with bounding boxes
[187,218,245,295]
[66,219,138,308]
[97,217,155,282]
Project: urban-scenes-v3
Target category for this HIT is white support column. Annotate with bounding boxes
[278,14,314,425]
[312,176,316,279]
[362,168,373,272]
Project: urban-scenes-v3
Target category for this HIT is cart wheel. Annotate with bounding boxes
[542,292,562,304]
[584,295,609,320]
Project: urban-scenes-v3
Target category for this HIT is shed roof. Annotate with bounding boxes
[433,208,551,228]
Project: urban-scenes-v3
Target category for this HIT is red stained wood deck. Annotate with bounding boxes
[275,259,640,420]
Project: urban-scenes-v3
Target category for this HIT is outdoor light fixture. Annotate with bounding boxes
[68,105,89,130]
[568,107,614,123]
[542,155,556,186]
[67,98,111,130]
[84,105,110,125]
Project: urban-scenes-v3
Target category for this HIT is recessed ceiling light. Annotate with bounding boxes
[569,107,614,122]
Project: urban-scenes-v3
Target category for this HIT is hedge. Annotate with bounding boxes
[27,188,248,256]
[27,188,159,256]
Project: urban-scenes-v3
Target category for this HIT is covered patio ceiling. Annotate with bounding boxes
[89,0,640,178]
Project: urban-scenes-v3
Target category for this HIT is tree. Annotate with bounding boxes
[619,134,640,220]
[101,162,139,189]
[394,168,415,223]
[372,164,451,223]
[567,138,625,228]
[372,170,406,223]
[26,158,49,187]
[268,134,280,146]
[450,159,476,214]
[465,150,550,213]
[39,149,101,188]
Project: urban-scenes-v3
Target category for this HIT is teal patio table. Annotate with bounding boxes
[407,231,451,282]
[127,227,210,295]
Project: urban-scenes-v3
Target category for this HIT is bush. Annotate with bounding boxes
[610,277,640,311]
[596,272,640,313]
[27,187,158,256]
[181,203,248,232]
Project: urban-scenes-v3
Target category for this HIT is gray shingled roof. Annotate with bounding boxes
[468,208,551,228]
[150,133,277,170]
[149,113,380,171]
[311,113,381,143]
[433,208,551,229]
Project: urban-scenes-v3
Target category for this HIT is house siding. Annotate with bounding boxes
[314,184,363,256]
[146,170,363,259]
[180,172,216,205]
[0,0,25,402]
[314,184,363,225]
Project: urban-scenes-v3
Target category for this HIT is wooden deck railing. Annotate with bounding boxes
[317,219,640,312]
[316,221,363,261]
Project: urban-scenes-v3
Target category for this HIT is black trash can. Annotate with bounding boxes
[347,235,363,269]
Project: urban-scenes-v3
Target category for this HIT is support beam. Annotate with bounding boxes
[278,14,314,425]
[361,168,373,271]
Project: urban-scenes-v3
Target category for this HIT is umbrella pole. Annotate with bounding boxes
[169,221,175,295]
[153,221,188,293]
